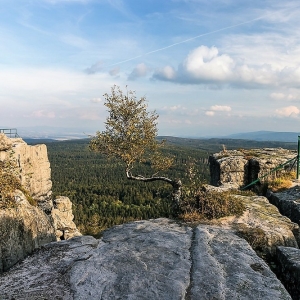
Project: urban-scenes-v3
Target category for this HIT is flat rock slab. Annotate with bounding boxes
[0,219,292,300]
[0,235,98,299]
[276,246,300,300]
[191,226,291,300]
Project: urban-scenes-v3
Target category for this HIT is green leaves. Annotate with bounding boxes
[90,85,169,171]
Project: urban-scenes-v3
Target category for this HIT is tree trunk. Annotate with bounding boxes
[171,179,182,214]
[126,169,182,215]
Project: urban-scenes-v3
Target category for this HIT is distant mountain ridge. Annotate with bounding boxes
[224,131,300,143]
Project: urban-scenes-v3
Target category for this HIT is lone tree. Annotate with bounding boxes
[89,85,182,213]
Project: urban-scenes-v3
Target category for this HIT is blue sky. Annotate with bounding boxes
[1,0,300,137]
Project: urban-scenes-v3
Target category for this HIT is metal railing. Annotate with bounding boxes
[0,128,20,138]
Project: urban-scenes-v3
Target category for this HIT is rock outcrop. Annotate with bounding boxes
[209,148,296,188]
[0,219,292,299]
[0,134,52,208]
[268,186,300,227]
[0,190,56,272]
[276,246,300,300]
[0,135,81,271]
[51,196,82,241]
[204,185,299,260]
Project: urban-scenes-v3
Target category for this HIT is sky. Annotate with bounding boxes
[1,0,300,138]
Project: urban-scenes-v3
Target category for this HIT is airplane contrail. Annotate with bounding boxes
[107,15,265,67]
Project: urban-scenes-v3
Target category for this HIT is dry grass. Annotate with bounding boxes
[263,171,295,192]
[179,189,246,222]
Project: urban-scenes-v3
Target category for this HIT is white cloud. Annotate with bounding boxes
[210,105,231,112]
[128,63,148,80]
[109,67,120,76]
[153,44,300,88]
[153,66,176,80]
[29,110,56,119]
[270,92,298,101]
[182,46,234,81]
[85,61,103,74]
[90,98,102,103]
[205,111,215,116]
[270,93,286,100]
[275,106,300,117]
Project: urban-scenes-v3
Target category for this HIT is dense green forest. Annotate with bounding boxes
[38,137,296,237]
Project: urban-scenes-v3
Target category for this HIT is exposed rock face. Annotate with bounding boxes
[0,190,56,272]
[209,151,247,186]
[209,148,296,187]
[204,185,299,259]
[51,196,82,241]
[0,136,81,272]
[0,137,52,208]
[0,133,12,151]
[276,246,300,300]
[0,219,291,300]
[268,186,300,228]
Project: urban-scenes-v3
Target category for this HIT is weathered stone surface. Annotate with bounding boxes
[0,190,56,272]
[0,134,12,151]
[51,196,82,241]
[0,219,291,300]
[0,138,52,206]
[209,152,247,187]
[209,148,297,187]
[207,187,299,259]
[276,246,300,300]
[0,235,98,300]
[190,226,291,300]
[70,218,192,300]
[268,186,300,228]
[247,148,296,184]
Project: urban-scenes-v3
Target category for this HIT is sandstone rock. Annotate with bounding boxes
[0,134,12,151]
[51,196,82,241]
[206,187,299,259]
[0,219,291,299]
[0,235,98,300]
[209,153,247,187]
[209,148,297,188]
[276,246,300,300]
[0,138,52,207]
[268,186,300,228]
[190,226,291,300]
[0,190,56,272]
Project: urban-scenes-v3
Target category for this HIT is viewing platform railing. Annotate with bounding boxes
[0,128,20,138]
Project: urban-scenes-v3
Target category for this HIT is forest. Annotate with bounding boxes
[36,137,297,237]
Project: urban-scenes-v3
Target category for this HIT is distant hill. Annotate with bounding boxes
[225,131,300,143]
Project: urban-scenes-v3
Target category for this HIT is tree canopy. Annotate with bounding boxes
[89,85,182,212]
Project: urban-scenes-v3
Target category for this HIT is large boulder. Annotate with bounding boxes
[209,148,297,188]
[51,196,82,241]
[209,151,247,187]
[0,138,52,210]
[0,219,291,299]
[0,190,56,272]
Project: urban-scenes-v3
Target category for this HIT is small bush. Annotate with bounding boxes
[0,160,22,208]
[236,225,266,258]
[262,171,295,193]
[179,190,246,222]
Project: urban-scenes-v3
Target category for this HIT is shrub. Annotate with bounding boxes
[0,160,22,208]
[179,189,246,222]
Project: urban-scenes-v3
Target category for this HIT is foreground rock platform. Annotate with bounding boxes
[276,246,300,300]
[0,219,291,300]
